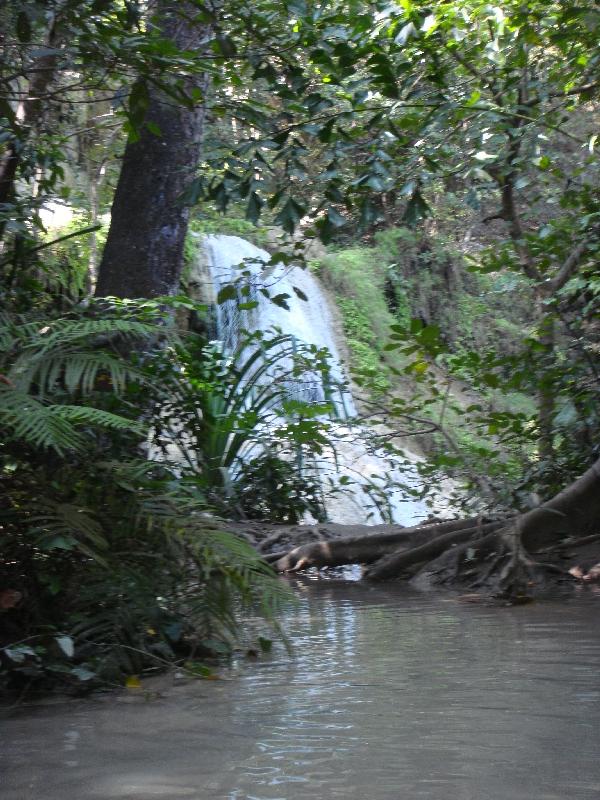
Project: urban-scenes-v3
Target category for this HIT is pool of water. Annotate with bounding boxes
[2,579,600,799]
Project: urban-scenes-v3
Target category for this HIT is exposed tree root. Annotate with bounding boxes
[363,520,506,580]
[269,516,499,572]
[267,458,600,603]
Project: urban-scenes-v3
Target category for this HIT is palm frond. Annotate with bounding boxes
[11,350,145,397]
[22,318,158,352]
[52,406,145,435]
[1,315,156,397]
[0,389,84,453]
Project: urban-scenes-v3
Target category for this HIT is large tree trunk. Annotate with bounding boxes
[95,2,209,298]
[270,457,600,601]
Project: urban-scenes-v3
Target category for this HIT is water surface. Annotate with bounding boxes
[2,580,600,799]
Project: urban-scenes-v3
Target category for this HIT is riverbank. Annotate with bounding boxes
[230,520,600,597]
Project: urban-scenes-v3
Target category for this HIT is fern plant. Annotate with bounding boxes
[0,311,155,453]
[0,302,290,695]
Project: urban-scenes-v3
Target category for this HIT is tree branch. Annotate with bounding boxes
[545,237,592,295]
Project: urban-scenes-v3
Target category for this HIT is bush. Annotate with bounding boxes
[0,303,291,695]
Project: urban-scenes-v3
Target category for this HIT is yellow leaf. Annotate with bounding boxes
[146,627,156,635]
[126,675,141,689]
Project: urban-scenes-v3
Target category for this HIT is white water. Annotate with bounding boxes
[202,235,436,526]
[203,235,355,417]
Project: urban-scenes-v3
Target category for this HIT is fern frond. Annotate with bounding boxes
[51,406,145,435]
[0,387,143,453]
[10,350,145,397]
[0,390,84,453]
[29,501,109,563]
[25,318,158,353]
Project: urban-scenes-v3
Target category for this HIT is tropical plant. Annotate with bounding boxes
[0,303,289,694]
[147,330,334,522]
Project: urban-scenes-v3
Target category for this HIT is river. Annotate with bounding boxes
[2,579,600,799]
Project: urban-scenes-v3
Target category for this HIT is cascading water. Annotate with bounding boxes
[202,234,436,526]
[203,235,355,418]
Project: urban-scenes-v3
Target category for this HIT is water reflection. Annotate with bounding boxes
[2,583,600,800]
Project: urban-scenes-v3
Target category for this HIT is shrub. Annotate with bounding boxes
[0,303,290,695]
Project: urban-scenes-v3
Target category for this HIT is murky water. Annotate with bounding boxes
[2,580,600,799]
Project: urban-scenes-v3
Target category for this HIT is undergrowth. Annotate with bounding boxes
[0,301,298,696]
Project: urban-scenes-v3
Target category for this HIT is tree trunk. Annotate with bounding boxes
[95,2,209,299]
[0,23,59,207]
[536,303,556,463]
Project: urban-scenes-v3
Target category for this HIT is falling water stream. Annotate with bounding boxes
[3,582,600,799]
[201,235,436,525]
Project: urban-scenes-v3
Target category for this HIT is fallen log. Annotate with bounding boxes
[271,516,501,572]
[269,457,600,602]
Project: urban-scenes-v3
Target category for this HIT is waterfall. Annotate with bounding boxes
[202,235,436,526]
[203,235,355,418]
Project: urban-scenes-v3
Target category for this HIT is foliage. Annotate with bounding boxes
[147,331,334,523]
[0,303,291,694]
[234,452,326,524]
[313,196,598,508]
[39,215,108,308]
[188,214,271,249]
[336,298,391,396]
[1,0,600,687]
[314,246,398,393]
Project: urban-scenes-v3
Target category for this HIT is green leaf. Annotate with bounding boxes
[359,198,380,228]
[245,191,264,224]
[316,207,346,243]
[128,81,149,127]
[292,286,308,301]
[274,198,306,234]
[184,660,214,678]
[367,53,399,99]
[271,293,291,310]
[366,174,385,191]
[217,285,237,304]
[180,177,204,206]
[481,373,500,388]
[145,121,162,137]
[402,189,431,226]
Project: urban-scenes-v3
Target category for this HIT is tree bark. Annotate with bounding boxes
[270,516,498,571]
[95,2,209,298]
[0,23,60,207]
